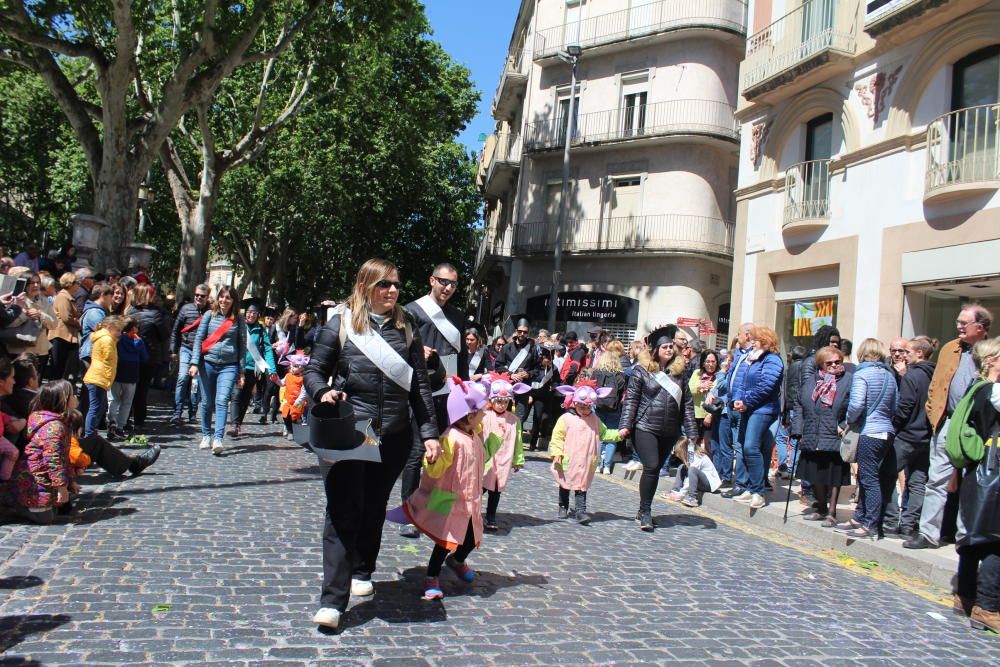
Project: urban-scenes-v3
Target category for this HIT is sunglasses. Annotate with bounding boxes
[823,360,844,367]
[515,329,529,335]
[194,293,209,298]
[376,280,402,290]
[432,276,457,289]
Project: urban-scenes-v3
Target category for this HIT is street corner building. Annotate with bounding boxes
[732,0,1000,352]
[472,0,745,342]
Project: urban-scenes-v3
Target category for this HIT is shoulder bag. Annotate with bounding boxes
[840,370,888,463]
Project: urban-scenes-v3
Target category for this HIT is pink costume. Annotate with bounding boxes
[404,425,485,551]
[482,409,523,493]
[550,384,621,492]
[480,374,529,493]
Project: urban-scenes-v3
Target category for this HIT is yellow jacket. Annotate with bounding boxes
[83,329,118,390]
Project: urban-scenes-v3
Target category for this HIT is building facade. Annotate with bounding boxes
[474,0,747,343]
[732,0,1000,352]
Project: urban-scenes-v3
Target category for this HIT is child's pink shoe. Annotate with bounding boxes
[445,556,475,583]
[667,490,684,502]
[422,577,443,600]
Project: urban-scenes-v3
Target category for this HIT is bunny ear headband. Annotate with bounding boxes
[483,371,530,400]
[281,353,310,366]
[555,380,613,406]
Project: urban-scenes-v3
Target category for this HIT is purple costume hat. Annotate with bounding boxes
[484,372,531,401]
[446,376,489,427]
[555,382,613,407]
[283,353,310,366]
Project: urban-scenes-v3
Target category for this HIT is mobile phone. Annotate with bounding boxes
[13,277,27,295]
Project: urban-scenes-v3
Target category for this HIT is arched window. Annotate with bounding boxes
[952,45,999,110]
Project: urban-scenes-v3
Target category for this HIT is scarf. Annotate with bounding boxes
[812,368,844,407]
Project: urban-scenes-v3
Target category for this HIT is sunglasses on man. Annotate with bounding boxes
[432,276,458,289]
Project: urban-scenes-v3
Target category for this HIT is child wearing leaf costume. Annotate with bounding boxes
[550,382,623,525]
[480,373,531,531]
[404,377,490,601]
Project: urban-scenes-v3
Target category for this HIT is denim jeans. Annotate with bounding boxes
[731,412,747,490]
[773,408,800,471]
[852,434,896,530]
[596,408,621,471]
[713,412,733,484]
[84,384,107,438]
[174,346,200,419]
[738,411,777,495]
[198,362,239,440]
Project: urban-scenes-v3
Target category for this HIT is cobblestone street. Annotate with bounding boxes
[0,400,996,666]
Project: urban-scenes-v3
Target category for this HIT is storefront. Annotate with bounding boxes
[771,266,840,355]
[525,291,640,342]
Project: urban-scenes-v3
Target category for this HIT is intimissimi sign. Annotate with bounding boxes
[526,292,639,324]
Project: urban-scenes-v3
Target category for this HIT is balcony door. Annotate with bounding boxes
[564,0,587,49]
[621,73,649,138]
[787,113,832,220]
[608,176,642,249]
[948,46,999,182]
[556,86,581,145]
[801,0,836,53]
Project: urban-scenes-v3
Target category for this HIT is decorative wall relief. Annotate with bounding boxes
[856,66,903,124]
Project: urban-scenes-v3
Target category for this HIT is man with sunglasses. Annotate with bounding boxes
[169,284,211,426]
[496,317,539,423]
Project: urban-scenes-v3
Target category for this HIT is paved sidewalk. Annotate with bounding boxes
[0,400,996,665]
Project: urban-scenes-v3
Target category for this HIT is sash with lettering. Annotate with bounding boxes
[652,371,682,407]
[468,348,486,378]
[341,307,412,391]
[507,344,531,373]
[415,295,461,396]
[532,367,553,390]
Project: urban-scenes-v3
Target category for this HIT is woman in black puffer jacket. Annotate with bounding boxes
[619,325,698,532]
[303,258,439,630]
[126,284,170,429]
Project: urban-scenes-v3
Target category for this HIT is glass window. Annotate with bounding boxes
[951,45,1000,110]
[776,297,838,357]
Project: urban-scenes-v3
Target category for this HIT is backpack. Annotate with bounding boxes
[946,379,991,469]
[592,369,624,411]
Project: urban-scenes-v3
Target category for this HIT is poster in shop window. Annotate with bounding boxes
[793,299,835,337]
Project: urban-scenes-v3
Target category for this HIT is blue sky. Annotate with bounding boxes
[422,0,521,154]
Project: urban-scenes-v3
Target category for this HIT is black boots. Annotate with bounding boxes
[638,509,654,532]
[128,444,161,476]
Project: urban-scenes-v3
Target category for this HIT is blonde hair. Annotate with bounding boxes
[974,338,1000,378]
[672,437,706,466]
[752,326,779,353]
[815,345,844,368]
[98,315,126,332]
[595,340,624,373]
[130,283,156,308]
[59,272,77,288]
[346,259,406,335]
[856,338,887,363]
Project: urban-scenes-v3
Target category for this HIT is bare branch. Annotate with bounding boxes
[0,46,37,71]
[240,0,323,65]
[0,4,107,67]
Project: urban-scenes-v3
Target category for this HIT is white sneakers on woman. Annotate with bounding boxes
[749,494,767,509]
[212,438,224,456]
[312,607,340,629]
[198,435,212,450]
[351,578,374,597]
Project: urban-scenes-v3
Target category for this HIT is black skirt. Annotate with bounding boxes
[798,450,851,487]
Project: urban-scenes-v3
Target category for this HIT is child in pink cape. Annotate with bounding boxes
[550,381,623,525]
[404,376,490,601]
[480,373,531,531]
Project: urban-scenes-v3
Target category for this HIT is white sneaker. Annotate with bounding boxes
[199,435,212,450]
[733,491,753,503]
[212,438,224,456]
[351,578,374,597]
[749,493,767,509]
[312,607,340,629]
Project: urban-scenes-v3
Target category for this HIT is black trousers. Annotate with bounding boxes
[321,428,413,611]
[77,357,91,417]
[263,371,282,421]
[427,520,476,577]
[529,393,557,448]
[235,372,267,425]
[634,429,677,513]
[132,362,159,427]
[401,397,445,504]
[48,339,77,381]
[558,487,587,511]
[957,542,1000,612]
[514,395,531,425]
[485,489,501,520]
[79,433,132,476]
[883,439,930,531]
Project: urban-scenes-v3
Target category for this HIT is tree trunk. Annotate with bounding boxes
[92,167,140,272]
[168,139,222,302]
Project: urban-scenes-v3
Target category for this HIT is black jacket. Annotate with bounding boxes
[892,361,935,446]
[619,365,698,439]
[783,359,802,415]
[405,298,469,381]
[303,311,438,440]
[0,302,23,357]
[170,302,208,353]
[592,368,627,412]
[794,368,853,452]
[495,339,538,382]
[128,306,170,364]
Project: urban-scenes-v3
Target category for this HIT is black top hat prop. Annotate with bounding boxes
[306,401,381,463]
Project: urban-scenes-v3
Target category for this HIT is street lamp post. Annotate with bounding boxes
[547,43,582,334]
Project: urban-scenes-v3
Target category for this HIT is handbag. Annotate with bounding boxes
[839,369,889,463]
[958,436,1000,546]
[702,399,724,416]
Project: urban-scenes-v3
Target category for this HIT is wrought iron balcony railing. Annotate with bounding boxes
[925,103,1000,201]
[783,159,831,227]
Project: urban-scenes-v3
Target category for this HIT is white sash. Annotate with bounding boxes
[416,294,461,354]
[468,348,485,376]
[343,308,412,391]
[553,355,566,372]
[532,368,552,390]
[246,330,270,373]
[652,371,682,407]
[434,354,458,397]
[508,346,530,373]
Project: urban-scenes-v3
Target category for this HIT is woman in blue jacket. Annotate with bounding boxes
[836,338,898,539]
[189,287,246,456]
[230,302,278,437]
[732,326,784,509]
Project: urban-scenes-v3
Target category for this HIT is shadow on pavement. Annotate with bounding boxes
[652,513,718,530]
[0,576,43,590]
[486,512,560,536]
[587,511,633,524]
[219,443,301,456]
[0,613,71,653]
